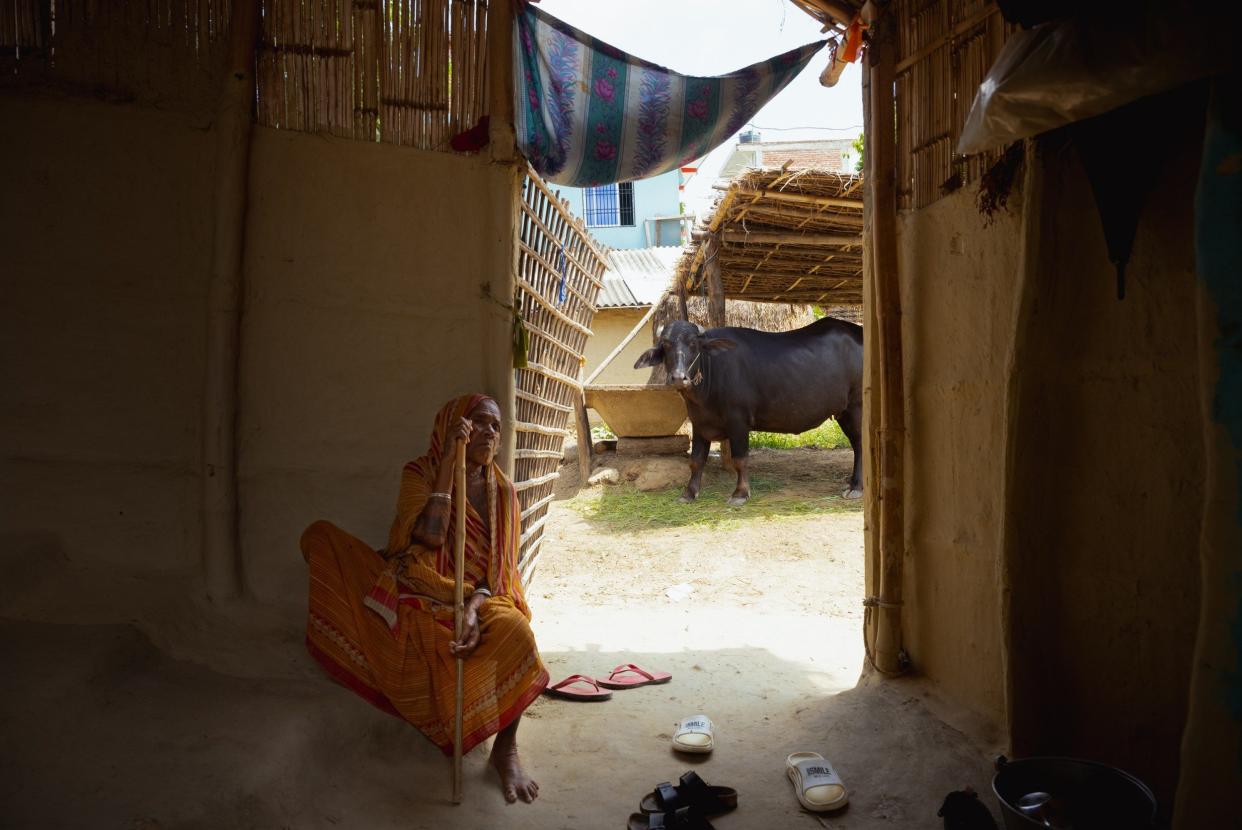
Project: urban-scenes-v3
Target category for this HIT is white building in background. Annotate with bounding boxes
[717,130,860,181]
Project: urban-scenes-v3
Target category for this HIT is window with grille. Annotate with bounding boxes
[584,182,635,227]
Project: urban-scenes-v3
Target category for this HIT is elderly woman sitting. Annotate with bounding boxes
[300,394,547,803]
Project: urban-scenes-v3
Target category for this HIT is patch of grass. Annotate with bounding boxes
[749,420,850,450]
[571,473,860,533]
[590,424,616,441]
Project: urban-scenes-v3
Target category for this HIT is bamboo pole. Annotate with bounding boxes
[997,137,1042,744]
[584,295,665,386]
[802,0,857,27]
[705,234,726,329]
[741,203,866,227]
[488,0,516,162]
[865,8,906,675]
[202,0,259,601]
[452,439,467,804]
[486,164,523,479]
[573,392,593,481]
[721,230,860,247]
[713,184,864,210]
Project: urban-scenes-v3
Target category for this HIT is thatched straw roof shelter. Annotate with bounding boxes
[675,168,863,312]
[652,293,814,340]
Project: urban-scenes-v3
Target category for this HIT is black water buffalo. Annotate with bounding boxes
[634,317,863,505]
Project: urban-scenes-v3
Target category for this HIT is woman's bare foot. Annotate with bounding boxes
[490,738,539,803]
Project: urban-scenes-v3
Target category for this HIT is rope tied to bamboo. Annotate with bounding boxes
[480,284,531,369]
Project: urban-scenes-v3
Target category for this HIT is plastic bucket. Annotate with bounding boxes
[992,756,1157,830]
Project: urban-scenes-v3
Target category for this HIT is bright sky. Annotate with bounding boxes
[534,0,864,218]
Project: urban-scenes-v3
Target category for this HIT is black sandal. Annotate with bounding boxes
[639,771,738,817]
[627,806,715,829]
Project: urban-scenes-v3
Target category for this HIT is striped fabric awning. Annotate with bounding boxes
[515,4,826,187]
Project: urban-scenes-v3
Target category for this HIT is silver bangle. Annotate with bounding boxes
[428,492,451,502]
[472,587,492,599]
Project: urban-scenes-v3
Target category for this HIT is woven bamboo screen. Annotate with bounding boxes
[1,0,232,107]
[256,0,488,149]
[512,170,606,581]
[894,0,1016,210]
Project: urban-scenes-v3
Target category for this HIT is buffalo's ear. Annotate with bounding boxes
[634,345,665,369]
[702,337,736,352]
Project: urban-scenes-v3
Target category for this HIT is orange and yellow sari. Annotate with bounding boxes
[300,394,547,754]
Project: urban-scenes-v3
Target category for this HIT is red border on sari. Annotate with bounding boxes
[452,667,550,757]
[306,635,402,719]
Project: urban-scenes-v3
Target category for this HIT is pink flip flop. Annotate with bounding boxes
[597,663,673,690]
[543,674,613,701]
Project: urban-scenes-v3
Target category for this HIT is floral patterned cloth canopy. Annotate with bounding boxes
[514,3,826,187]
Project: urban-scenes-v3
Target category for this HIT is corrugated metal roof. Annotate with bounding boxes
[597,246,681,308]
[597,277,640,308]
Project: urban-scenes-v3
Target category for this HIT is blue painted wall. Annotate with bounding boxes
[559,168,683,249]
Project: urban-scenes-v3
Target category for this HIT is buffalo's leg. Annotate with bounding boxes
[727,429,751,506]
[836,404,864,499]
[682,432,709,503]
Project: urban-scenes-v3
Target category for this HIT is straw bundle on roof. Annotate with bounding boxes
[678,167,864,306]
[652,292,814,337]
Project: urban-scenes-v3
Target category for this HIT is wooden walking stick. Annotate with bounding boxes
[452,439,467,804]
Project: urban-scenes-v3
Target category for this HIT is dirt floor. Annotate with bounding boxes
[1,447,1000,829]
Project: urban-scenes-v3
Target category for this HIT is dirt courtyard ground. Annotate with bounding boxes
[1,447,1000,829]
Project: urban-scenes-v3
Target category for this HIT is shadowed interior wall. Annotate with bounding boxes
[1006,126,1204,809]
[238,127,516,617]
[1,93,213,599]
[896,185,1023,736]
[0,92,514,628]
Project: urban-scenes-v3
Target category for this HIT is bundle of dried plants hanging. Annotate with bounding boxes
[977,142,1025,226]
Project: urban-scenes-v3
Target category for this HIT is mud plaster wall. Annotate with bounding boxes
[1006,130,1203,809]
[896,187,1023,732]
[0,94,514,626]
[1,93,213,600]
[239,128,516,617]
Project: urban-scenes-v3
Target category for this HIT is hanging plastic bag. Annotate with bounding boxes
[957,10,1234,155]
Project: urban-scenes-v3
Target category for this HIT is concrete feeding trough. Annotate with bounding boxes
[585,384,687,438]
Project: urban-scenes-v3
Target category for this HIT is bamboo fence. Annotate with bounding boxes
[1,0,487,151]
[256,0,488,149]
[678,168,865,306]
[1,0,233,107]
[513,168,607,582]
[893,0,1016,209]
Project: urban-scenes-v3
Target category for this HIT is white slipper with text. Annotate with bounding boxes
[786,751,848,812]
[671,714,714,754]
